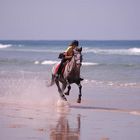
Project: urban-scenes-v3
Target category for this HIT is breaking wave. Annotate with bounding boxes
[1,42,140,56]
[34,60,99,66]
[83,47,140,56]
[83,79,140,88]
[0,44,12,49]
[18,47,140,55]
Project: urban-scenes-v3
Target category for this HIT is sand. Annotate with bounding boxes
[0,83,140,140]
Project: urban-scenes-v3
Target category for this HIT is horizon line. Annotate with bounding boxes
[0,39,140,41]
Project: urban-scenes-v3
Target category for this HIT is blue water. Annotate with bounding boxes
[1,40,140,140]
[0,40,140,88]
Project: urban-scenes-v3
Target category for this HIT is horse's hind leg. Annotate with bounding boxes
[62,83,67,93]
[77,83,82,103]
[55,79,67,101]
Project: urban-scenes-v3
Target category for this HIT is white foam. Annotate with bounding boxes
[0,44,12,49]
[57,99,70,108]
[38,60,98,66]
[129,48,140,54]
[129,111,140,116]
[83,79,139,88]
[34,60,59,65]
[82,62,99,66]
[34,61,40,64]
[41,60,59,65]
[83,47,140,56]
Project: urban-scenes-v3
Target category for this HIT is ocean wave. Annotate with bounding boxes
[15,47,140,55]
[34,60,59,65]
[41,60,59,65]
[0,44,12,49]
[129,111,140,116]
[82,62,99,66]
[34,60,99,66]
[1,43,140,56]
[83,79,139,88]
[83,47,140,56]
[26,49,62,53]
[34,60,138,67]
[0,48,63,53]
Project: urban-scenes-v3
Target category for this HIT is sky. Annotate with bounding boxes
[0,0,140,40]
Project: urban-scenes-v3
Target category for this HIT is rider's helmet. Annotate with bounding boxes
[69,40,79,47]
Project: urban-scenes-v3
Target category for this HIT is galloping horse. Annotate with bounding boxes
[49,47,83,103]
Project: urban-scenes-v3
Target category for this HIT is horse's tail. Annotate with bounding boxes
[47,74,55,87]
[47,63,59,87]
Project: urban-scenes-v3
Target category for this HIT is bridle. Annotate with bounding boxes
[73,48,82,66]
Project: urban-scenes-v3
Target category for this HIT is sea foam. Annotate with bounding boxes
[41,60,59,65]
[34,60,99,66]
[83,47,140,56]
[0,44,12,49]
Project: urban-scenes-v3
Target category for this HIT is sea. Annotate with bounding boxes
[1,40,140,140]
[0,40,140,97]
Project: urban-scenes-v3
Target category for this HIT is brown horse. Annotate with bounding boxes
[49,47,83,103]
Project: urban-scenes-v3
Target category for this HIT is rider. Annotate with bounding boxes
[56,40,79,78]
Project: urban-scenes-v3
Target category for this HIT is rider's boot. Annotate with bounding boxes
[80,77,84,81]
[55,73,59,79]
[56,65,63,78]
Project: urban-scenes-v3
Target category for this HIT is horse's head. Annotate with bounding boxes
[73,47,83,65]
[75,47,82,52]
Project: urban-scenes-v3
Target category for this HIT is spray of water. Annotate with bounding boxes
[0,71,64,108]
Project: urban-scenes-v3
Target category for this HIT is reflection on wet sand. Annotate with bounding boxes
[50,114,81,140]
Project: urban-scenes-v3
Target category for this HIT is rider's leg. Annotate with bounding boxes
[56,58,65,77]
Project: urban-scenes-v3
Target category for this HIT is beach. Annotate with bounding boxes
[0,82,140,140]
[0,40,140,140]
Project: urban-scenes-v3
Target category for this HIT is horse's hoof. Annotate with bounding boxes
[62,95,67,101]
[77,99,81,103]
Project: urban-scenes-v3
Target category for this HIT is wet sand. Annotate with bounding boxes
[0,83,140,140]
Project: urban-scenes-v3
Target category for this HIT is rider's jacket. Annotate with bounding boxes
[64,45,76,57]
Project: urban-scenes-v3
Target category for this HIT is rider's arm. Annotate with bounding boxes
[64,46,73,59]
[65,55,72,59]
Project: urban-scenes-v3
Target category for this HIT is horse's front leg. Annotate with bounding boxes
[55,79,67,101]
[64,80,71,96]
[77,83,82,103]
[64,85,71,96]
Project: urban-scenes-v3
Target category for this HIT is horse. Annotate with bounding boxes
[48,47,83,103]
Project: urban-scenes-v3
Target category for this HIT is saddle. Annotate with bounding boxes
[54,62,67,75]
